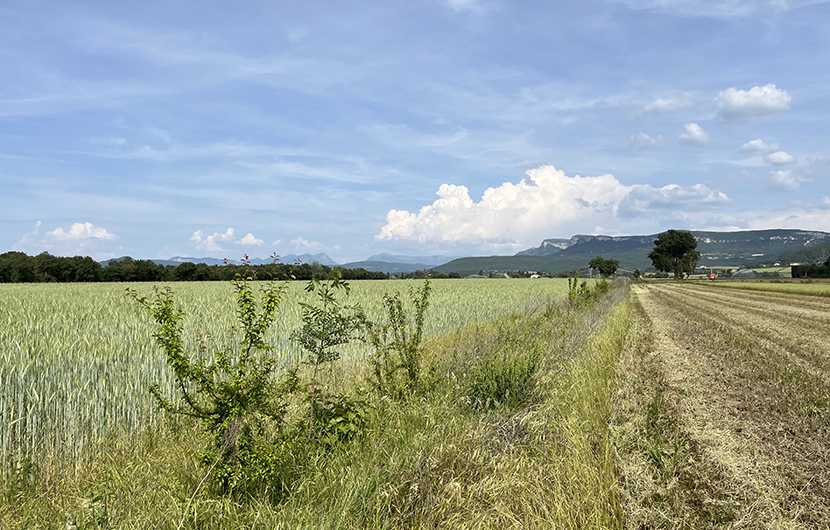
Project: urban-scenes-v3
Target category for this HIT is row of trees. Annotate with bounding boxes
[792,257,830,278]
[0,252,389,283]
[585,230,701,280]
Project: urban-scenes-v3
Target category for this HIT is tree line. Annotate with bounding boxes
[791,257,830,278]
[0,252,390,283]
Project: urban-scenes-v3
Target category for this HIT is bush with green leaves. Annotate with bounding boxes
[129,263,298,495]
[467,328,542,411]
[290,268,365,444]
[365,278,431,400]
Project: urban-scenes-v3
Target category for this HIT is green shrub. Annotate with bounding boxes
[366,278,431,400]
[467,328,543,411]
[291,268,365,444]
[129,264,299,495]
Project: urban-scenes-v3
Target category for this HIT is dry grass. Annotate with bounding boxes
[614,283,830,528]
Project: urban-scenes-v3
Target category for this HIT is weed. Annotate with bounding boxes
[366,278,431,400]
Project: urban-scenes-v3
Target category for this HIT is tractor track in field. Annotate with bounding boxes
[633,283,830,528]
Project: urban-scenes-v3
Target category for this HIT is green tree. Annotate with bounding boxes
[291,268,364,443]
[648,230,701,280]
[129,264,296,493]
[588,256,619,277]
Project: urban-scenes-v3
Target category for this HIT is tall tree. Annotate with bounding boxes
[648,230,701,280]
[588,256,619,277]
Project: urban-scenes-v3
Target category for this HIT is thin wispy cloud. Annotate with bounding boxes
[1,1,828,261]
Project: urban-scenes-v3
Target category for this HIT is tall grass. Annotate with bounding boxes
[2,278,630,529]
[0,279,572,483]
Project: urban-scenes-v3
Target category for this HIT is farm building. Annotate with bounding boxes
[731,268,760,278]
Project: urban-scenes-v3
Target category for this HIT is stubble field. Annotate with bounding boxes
[616,282,830,528]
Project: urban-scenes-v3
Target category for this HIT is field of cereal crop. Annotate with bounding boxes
[0,278,571,478]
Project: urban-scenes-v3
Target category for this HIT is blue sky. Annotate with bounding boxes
[2,0,830,263]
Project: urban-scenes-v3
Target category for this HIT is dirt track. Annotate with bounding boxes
[632,283,830,528]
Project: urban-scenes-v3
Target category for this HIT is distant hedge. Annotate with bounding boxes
[791,260,830,278]
[0,252,390,283]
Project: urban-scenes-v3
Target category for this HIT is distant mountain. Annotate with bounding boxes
[101,253,338,268]
[432,255,571,276]
[268,253,338,266]
[434,229,830,274]
[167,253,338,267]
[364,254,455,266]
[746,240,830,268]
[99,256,182,267]
[515,238,571,256]
[339,260,434,274]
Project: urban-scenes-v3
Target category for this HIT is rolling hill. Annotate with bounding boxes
[433,229,830,275]
[745,240,830,268]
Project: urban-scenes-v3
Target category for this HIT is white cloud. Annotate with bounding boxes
[290,236,325,251]
[628,132,665,149]
[45,222,117,242]
[618,183,731,218]
[236,233,264,246]
[764,150,795,165]
[189,228,235,251]
[739,139,780,154]
[606,0,789,18]
[376,165,730,251]
[641,94,692,115]
[91,136,127,146]
[767,170,804,191]
[445,0,484,12]
[13,221,118,257]
[679,123,709,146]
[715,84,791,123]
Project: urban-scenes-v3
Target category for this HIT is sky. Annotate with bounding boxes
[2,0,830,263]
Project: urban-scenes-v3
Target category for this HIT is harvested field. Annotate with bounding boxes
[709,280,830,297]
[616,283,830,528]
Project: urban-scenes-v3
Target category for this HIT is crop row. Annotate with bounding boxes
[0,278,571,480]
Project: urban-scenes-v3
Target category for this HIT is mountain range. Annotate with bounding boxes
[432,229,830,275]
[100,229,830,275]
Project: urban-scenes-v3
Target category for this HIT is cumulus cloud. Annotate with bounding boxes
[628,132,664,149]
[767,170,804,191]
[13,221,118,257]
[641,94,692,115]
[715,84,791,123]
[236,233,264,246]
[46,222,117,242]
[376,165,730,251]
[739,139,780,154]
[764,150,795,165]
[679,123,709,146]
[618,183,731,218]
[189,228,235,251]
